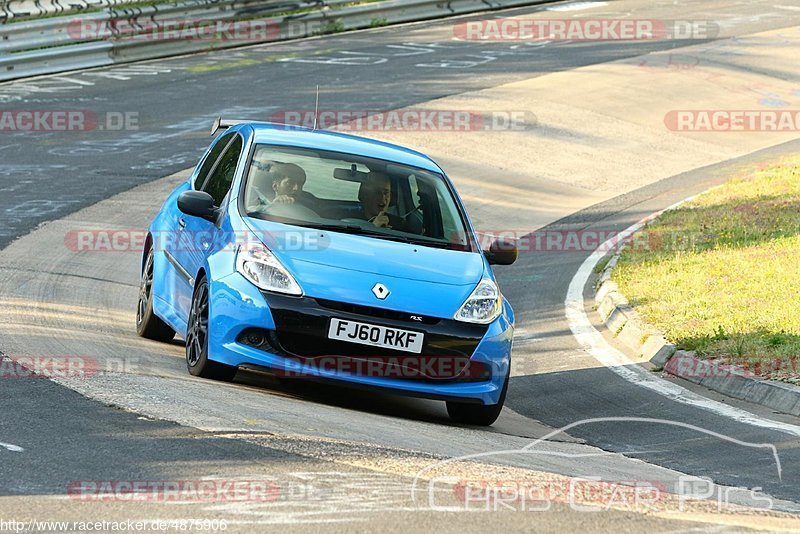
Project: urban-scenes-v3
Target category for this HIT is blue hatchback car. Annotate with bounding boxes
[136,119,517,425]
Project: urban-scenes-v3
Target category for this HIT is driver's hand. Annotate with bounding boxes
[372,213,391,228]
[273,195,295,204]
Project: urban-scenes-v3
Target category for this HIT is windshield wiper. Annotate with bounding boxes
[306,223,414,243]
[404,238,454,249]
[303,223,374,234]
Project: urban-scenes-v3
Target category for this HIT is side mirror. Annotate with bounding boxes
[178,191,218,221]
[485,237,518,265]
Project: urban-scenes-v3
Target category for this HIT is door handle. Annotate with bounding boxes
[178,218,186,229]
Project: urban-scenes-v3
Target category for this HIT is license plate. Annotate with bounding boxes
[327,318,424,354]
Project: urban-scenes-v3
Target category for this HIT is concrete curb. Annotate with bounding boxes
[593,243,800,418]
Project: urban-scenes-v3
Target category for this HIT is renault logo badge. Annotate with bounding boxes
[372,283,390,300]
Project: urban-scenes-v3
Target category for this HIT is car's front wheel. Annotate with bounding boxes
[186,277,237,382]
[136,248,175,342]
[446,371,508,426]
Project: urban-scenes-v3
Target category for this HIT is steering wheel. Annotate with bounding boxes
[252,185,272,206]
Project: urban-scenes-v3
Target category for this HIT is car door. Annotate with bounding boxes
[173,132,244,320]
[158,132,235,326]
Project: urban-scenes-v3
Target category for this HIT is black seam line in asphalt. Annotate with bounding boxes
[0,266,138,288]
[685,55,798,84]
[487,427,584,443]
[213,432,448,457]
[213,430,584,465]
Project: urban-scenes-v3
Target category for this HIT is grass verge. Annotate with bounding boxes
[612,156,800,383]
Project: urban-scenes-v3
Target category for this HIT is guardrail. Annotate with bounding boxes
[0,0,328,54]
[0,0,552,82]
[2,0,141,22]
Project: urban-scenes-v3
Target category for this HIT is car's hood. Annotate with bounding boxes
[243,217,486,317]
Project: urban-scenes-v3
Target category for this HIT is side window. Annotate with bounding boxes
[194,132,235,189]
[203,135,243,206]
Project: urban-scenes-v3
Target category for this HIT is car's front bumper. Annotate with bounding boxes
[207,272,514,405]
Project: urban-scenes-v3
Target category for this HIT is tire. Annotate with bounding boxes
[446,371,509,426]
[136,248,175,342]
[185,277,238,382]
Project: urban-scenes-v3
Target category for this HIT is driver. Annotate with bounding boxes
[269,163,307,204]
[358,171,404,229]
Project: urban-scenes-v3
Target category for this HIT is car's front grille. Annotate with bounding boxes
[315,298,440,325]
[244,293,492,383]
[237,328,490,383]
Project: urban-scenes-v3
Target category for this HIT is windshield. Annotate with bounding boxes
[241,144,474,251]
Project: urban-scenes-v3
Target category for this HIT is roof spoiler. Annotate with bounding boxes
[211,117,252,136]
[210,117,310,136]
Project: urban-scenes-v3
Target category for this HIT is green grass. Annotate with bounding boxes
[612,157,800,382]
[593,254,612,274]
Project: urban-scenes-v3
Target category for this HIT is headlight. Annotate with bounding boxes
[454,278,502,324]
[236,242,302,296]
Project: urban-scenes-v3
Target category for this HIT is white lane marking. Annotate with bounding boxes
[385,44,435,56]
[564,198,800,438]
[50,76,96,86]
[547,1,608,11]
[0,441,24,452]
